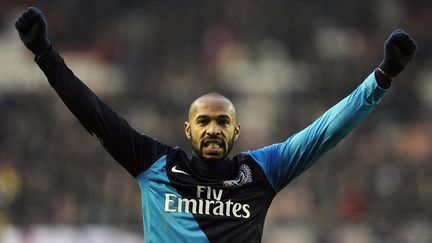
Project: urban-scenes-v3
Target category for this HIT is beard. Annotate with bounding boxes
[190,132,235,163]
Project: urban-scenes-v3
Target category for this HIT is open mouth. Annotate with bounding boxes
[203,138,224,150]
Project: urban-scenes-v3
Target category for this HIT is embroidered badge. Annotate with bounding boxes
[222,164,253,187]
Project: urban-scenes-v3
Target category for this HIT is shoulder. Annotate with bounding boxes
[232,152,270,177]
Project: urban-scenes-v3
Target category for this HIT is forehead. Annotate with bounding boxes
[189,97,235,119]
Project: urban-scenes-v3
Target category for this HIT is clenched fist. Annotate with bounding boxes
[15,7,51,57]
[378,29,418,78]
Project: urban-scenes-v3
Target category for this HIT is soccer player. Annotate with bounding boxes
[15,7,417,243]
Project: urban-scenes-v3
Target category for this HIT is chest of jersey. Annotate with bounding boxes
[136,151,276,242]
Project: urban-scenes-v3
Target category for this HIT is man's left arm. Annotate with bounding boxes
[249,29,418,192]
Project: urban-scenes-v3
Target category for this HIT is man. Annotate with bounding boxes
[15,7,417,243]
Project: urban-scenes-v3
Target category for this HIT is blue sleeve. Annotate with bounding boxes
[248,72,387,192]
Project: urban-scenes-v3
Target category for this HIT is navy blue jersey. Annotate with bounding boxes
[36,49,387,242]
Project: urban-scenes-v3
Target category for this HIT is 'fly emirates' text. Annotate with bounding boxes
[164,186,251,218]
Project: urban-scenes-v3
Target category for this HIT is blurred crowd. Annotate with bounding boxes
[0,0,431,242]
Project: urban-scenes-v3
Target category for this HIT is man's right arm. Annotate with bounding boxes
[16,7,170,177]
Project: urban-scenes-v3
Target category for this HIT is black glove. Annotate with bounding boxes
[378,29,417,79]
[15,7,52,57]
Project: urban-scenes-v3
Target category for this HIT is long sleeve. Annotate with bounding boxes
[248,72,387,192]
[35,48,171,177]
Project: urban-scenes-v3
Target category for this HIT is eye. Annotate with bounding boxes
[218,119,230,126]
[197,119,209,126]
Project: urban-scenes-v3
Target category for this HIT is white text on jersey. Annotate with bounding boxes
[164,186,251,218]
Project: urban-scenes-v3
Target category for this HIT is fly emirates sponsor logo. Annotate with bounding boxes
[164,186,251,218]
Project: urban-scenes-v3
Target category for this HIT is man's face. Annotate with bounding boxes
[184,95,240,163]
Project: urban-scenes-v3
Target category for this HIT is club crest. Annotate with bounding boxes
[222,164,252,187]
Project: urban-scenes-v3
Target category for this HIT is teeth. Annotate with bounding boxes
[206,143,221,148]
[204,139,223,148]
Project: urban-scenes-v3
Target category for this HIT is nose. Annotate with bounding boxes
[206,121,221,136]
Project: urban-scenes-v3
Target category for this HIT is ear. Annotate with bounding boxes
[184,121,191,139]
[234,123,240,141]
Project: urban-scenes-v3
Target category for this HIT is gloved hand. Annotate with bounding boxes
[15,7,52,57]
[378,29,417,79]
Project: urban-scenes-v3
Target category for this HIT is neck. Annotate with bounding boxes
[189,152,236,181]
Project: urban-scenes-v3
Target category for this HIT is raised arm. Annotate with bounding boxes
[15,7,170,177]
[248,29,418,192]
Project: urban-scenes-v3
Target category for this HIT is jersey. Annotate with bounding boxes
[35,48,387,243]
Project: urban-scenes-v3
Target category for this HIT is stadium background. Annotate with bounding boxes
[0,0,431,242]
